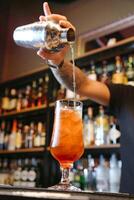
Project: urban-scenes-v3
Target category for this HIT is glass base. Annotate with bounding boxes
[48,183,81,191]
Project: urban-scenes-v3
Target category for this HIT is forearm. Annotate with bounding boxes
[50,60,110,106]
[50,61,89,96]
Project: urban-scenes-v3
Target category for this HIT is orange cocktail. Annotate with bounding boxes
[49,100,84,190]
[50,108,84,168]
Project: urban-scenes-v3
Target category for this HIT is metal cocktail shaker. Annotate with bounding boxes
[13,21,75,52]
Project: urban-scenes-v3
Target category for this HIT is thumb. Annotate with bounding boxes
[43,2,52,16]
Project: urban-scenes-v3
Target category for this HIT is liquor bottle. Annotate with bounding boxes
[31,81,37,107]
[15,122,23,149]
[96,155,109,192]
[21,158,29,187]
[86,154,96,191]
[112,56,124,84]
[4,121,11,150]
[22,85,31,109]
[83,107,95,147]
[16,90,23,111]
[74,160,87,190]
[40,123,46,147]
[43,73,49,105]
[38,78,44,90]
[8,120,17,150]
[37,88,42,107]
[8,159,16,185]
[72,162,81,189]
[87,155,96,191]
[126,56,134,86]
[87,107,95,145]
[79,164,86,190]
[2,159,10,185]
[99,61,110,84]
[1,88,10,113]
[24,125,30,148]
[83,115,89,147]
[108,116,121,144]
[27,122,35,148]
[57,85,65,100]
[9,88,17,111]
[109,154,121,193]
[122,57,128,84]
[52,87,58,102]
[37,80,43,107]
[95,106,109,145]
[0,121,6,150]
[27,158,38,187]
[37,77,47,106]
[34,122,41,147]
[13,159,22,187]
[87,62,97,81]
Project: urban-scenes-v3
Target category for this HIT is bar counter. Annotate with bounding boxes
[0,186,133,200]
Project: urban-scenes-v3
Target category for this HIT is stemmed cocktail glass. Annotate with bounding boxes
[49,99,84,191]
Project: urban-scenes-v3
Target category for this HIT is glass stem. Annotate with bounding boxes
[60,167,70,185]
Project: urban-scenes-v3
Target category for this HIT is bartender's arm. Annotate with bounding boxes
[37,2,110,106]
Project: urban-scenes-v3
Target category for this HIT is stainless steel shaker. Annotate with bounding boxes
[13,21,75,52]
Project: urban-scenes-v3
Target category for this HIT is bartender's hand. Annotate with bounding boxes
[37,2,75,66]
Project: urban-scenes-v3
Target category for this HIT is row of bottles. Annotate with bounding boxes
[71,154,121,192]
[85,55,134,86]
[0,74,49,114]
[0,157,42,187]
[83,106,121,147]
[0,120,46,150]
[1,54,134,114]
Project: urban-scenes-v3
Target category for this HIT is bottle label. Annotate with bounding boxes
[34,135,41,147]
[109,126,121,143]
[21,170,28,181]
[28,170,36,181]
[22,99,29,108]
[27,134,33,148]
[95,126,105,145]
[112,73,124,84]
[2,97,10,110]
[10,99,17,110]
[14,170,21,180]
[41,135,46,146]
[8,133,16,150]
[15,133,22,149]
[127,69,134,79]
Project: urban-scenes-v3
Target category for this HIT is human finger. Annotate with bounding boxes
[46,14,67,22]
[39,15,46,22]
[59,20,76,31]
[43,2,51,16]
